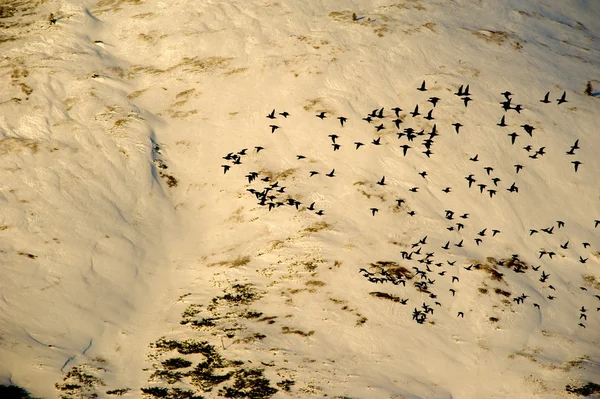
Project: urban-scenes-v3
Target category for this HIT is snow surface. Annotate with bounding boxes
[1,0,599,398]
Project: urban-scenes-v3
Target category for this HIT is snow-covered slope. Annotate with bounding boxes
[1,0,599,398]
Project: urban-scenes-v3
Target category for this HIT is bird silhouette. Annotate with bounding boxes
[418,80,427,91]
[428,97,440,107]
[498,115,507,127]
[514,164,523,173]
[456,85,464,96]
[557,91,567,104]
[572,161,582,172]
[521,124,535,136]
[462,97,472,107]
[297,155,306,160]
[316,111,326,119]
[411,105,420,117]
[469,154,479,162]
[377,176,386,186]
[338,116,347,126]
[279,111,289,118]
[221,165,230,174]
[372,137,381,145]
[355,142,364,149]
[266,109,276,119]
[452,122,463,134]
[309,171,319,177]
[255,146,264,153]
[508,132,518,144]
[540,92,550,103]
[400,145,410,156]
[269,125,279,133]
[465,174,476,188]
[370,208,379,216]
[326,169,335,177]
[425,109,434,120]
[392,107,402,117]
[457,311,464,318]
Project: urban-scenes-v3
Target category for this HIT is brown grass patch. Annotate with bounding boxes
[209,255,251,268]
[369,261,413,279]
[369,292,401,302]
[495,288,511,297]
[281,326,314,337]
[304,221,330,233]
[18,252,37,259]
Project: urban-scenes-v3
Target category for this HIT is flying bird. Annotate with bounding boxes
[572,161,582,172]
[428,97,440,107]
[418,80,427,91]
[316,111,327,119]
[452,123,463,134]
[269,125,279,133]
[266,109,276,119]
[557,91,567,104]
[521,124,535,136]
[540,92,550,104]
[400,144,411,156]
[338,116,347,126]
[411,105,420,117]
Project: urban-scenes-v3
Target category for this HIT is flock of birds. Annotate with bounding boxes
[217,80,598,329]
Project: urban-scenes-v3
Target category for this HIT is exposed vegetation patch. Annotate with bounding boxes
[304,221,331,233]
[494,288,511,297]
[55,364,105,398]
[565,382,600,396]
[0,384,36,399]
[209,256,251,268]
[281,326,314,337]
[159,172,178,187]
[369,291,402,302]
[106,388,130,396]
[219,368,278,399]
